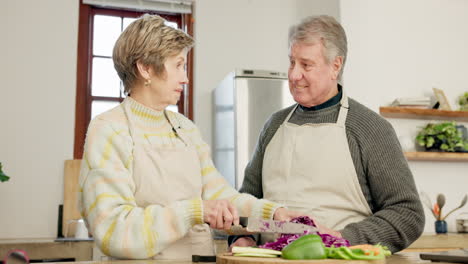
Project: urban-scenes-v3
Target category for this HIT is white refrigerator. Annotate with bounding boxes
[213,69,295,189]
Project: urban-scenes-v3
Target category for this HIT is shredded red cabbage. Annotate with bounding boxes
[259,216,350,251]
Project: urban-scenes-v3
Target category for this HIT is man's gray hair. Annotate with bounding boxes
[289,15,347,80]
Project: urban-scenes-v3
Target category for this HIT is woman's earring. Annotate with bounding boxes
[144,79,152,87]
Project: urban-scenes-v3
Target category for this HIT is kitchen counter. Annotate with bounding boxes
[407,233,468,251]
[28,252,458,264]
[0,238,93,262]
[2,233,466,263]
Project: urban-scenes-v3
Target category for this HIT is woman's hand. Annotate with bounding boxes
[273,207,304,221]
[203,200,239,230]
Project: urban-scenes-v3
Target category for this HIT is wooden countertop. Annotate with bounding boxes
[0,238,94,262]
[407,233,468,250]
[2,233,467,263]
[35,252,456,264]
[0,238,91,244]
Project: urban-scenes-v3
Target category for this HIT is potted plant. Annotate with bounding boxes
[459,92,468,111]
[0,162,10,182]
[416,122,468,152]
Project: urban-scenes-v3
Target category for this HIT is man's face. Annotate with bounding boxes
[288,42,342,107]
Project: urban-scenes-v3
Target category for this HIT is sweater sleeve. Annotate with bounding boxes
[177,114,282,220]
[78,117,203,259]
[341,118,425,253]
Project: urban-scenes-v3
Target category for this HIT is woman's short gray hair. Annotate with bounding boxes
[289,15,347,80]
[113,14,194,94]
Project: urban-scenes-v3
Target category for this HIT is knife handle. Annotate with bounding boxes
[239,217,248,227]
[228,225,255,235]
[192,255,216,262]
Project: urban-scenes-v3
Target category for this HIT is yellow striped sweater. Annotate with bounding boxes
[78,97,281,259]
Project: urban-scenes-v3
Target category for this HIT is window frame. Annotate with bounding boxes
[74,2,194,159]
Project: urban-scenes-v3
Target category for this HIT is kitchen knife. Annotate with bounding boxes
[227,217,318,235]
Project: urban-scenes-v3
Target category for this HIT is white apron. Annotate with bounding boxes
[125,106,215,261]
[262,94,372,231]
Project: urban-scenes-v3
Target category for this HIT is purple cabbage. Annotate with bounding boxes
[260,216,350,251]
[320,233,350,248]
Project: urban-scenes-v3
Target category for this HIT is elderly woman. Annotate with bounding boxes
[78,14,298,260]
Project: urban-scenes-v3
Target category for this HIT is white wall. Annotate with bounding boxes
[193,0,340,147]
[0,0,78,238]
[3,0,466,239]
[340,0,468,233]
[0,0,339,239]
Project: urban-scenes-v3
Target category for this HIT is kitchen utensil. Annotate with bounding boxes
[228,217,318,235]
[442,194,468,220]
[420,249,468,263]
[436,194,446,220]
[4,250,29,264]
[420,192,437,218]
[456,212,468,233]
[433,203,440,218]
[192,255,217,262]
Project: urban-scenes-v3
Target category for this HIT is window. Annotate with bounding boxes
[74,3,194,159]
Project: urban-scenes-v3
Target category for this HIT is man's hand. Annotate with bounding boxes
[203,200,239,230]
[273,207,304,221]
[314,220,342,238]
[228,237,256,252]
[273,209,342,238]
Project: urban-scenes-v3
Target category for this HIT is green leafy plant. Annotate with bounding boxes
[416,122,468,152]
[459,92,468,111]
[0,162,10,182]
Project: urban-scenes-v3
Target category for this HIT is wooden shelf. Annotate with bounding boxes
[380,107,468,161]
[379,106,468,122]
[405,151,468,161]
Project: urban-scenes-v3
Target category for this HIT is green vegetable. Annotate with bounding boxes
[281,234,327,260]
[233,253,278,258]
[326,245,391,260]
[231,247,281,258]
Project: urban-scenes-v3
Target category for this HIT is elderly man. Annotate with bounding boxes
[231,15,424,253]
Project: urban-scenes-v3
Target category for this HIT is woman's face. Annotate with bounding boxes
[149,49,188,109]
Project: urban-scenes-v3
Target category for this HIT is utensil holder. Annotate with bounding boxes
[435,220,448,234]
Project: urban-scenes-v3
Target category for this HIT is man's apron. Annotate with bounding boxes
[262,94,372,232]
[125,107,215,260]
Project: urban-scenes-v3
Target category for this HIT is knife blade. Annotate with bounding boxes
[245,218,318,234]
[227,217,317,235]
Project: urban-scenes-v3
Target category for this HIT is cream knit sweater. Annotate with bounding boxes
[78,97,281,259]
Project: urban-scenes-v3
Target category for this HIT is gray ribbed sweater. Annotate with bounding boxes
[239,97,425,253]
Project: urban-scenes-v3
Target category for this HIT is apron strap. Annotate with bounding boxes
[283,104,299,124]
[336,95,349,126]
[336,91,349,126]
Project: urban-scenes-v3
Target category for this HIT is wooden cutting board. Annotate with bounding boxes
[62,159,83,237]
[216,254,385,264]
